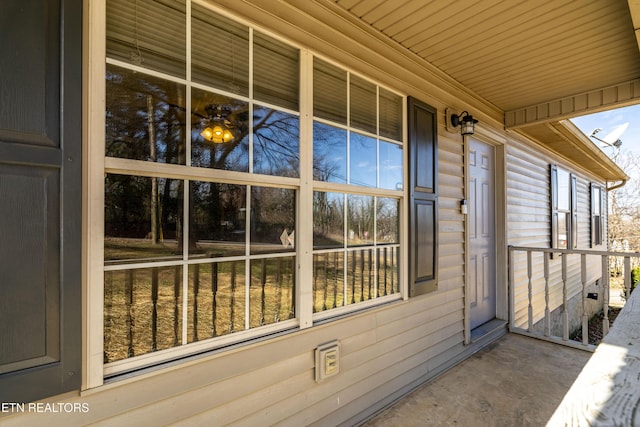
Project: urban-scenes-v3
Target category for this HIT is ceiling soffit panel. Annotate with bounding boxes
[334,0,640,123]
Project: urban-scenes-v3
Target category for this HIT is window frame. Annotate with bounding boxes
[550,165,577,250]
[86,0,410,387]
[591,183,605,247]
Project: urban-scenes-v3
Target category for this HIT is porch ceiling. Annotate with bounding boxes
[329,0,635,181]
[334,0,640,127]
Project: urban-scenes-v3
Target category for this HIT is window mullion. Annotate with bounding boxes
[298,50,314,329]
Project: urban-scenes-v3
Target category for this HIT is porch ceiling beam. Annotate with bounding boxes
[505,79,640,129]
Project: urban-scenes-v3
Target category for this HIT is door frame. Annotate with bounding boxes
[463,128,507,344]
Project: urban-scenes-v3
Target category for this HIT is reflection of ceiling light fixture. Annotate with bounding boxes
[201,105,234,143]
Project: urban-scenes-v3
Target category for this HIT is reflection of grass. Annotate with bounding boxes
[104,258,295,364]
[313,247,399,312]
[104,237,180,261]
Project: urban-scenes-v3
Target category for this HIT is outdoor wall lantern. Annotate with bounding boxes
[201,105,234,143]
[450,111,478,136]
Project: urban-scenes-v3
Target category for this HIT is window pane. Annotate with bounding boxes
[377,246,399,295]
[558,212,568,249]
[253,32,299,110]
[188,261,245,342]
[189,182,246,258]
[105,174,183,262]
[106,0,186,78]
[377,197,399,244]
[350,75,376,134]
[379,88,403,141]
[191,4,249,96]
[313,122,347,183]
[347,194,375,246]
[191,88,249,171]
[557,168,570,211]
[313,252,345,312]
[249,257,295,327]
[346,249,376,305]
[350,132,377,187]
[314,192,344,249]
[250,187,296,254]
[253,107,300,177]
[313,58,347,124]
[593,187,601,215]
[379,141,403,190]
[104,266,183,363]
[106,64,186,164]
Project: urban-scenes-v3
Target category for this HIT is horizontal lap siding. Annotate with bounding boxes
[507,140,604,329]
[2,124,467,427]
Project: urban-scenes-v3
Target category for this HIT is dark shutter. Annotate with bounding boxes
[0,0,82,402]
[408,98,437,296]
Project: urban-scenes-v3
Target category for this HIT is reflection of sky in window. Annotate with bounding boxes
[313,122,347,183]
[557,168,570,210]
[350,132,376,187]
[379,141,403,190]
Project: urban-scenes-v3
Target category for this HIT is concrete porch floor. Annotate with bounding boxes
[362,333,592,427]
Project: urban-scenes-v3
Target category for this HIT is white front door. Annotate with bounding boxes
[469,138,497,329]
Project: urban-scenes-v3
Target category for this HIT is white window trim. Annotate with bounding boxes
[84,0,407,390]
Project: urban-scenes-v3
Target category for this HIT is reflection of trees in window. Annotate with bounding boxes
[253,107,300,177]
[313,122,346,183]
[347,195,375,246]
[377,198,399,244]
[251,187,296,253]
[105,65,186,164]
[313,192,344,249]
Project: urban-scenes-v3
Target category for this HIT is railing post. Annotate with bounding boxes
[624,256,632,298]
[544,252,550,337]
[581,254,588,346]
[508,247,515,332]
[602,254,609,336]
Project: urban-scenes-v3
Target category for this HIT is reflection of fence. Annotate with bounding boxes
[104,257,295,364]
[312,245,399,313]
[509,246,640,351]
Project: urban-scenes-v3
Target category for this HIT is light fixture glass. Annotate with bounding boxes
[200,105,235,143]
[450,111,478,136]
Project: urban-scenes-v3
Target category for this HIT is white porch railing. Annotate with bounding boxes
[508,246,640,351]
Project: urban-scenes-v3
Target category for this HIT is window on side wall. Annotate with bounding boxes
[591,184,605,247]
[550,165,577,250]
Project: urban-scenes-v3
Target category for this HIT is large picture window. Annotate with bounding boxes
[101,1,405,375]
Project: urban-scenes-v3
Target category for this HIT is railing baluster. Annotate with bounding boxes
[193,264,199,342]
[260,259,267,325]
[313,255,318,312]
[384,247,388,296]
[562,254,569,341]
[126,269,134,358]
[360,249,365,302]
[624,256,632,299]
[350,251,356,304]
[151,267,159,351]
[229,261,236,333]
[274,258,283,322]
[602,255,610,336]
[173,265,180,346]
[581,254,588,346]
[368,248,373,299]
[211,262,218,337]
[544,252,550,337]
[527,251,533,332]
[323,254,329,311]
[391,247,396,294]
[333,252,338,308]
